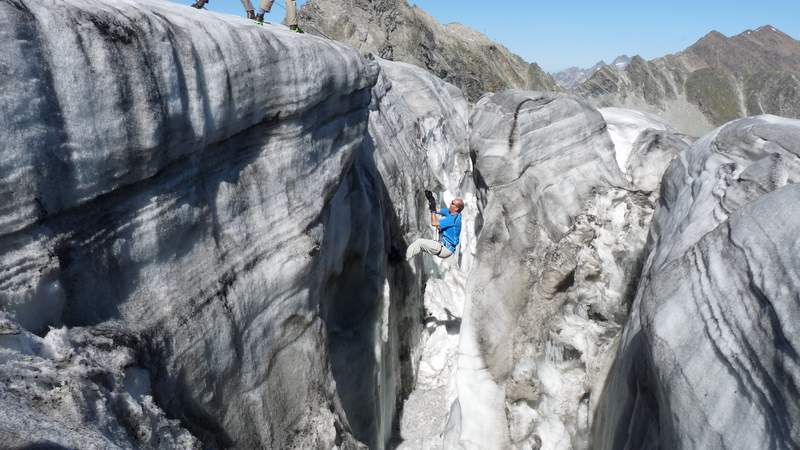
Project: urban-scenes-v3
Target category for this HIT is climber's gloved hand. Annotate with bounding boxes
[424,190,437,213]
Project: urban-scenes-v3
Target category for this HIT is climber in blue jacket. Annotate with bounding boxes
[405,192,464,260]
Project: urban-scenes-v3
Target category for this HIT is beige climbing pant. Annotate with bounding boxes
[240,0,298,26]
[406,239,453,260]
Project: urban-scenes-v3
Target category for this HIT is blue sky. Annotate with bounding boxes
[184,0,800,73]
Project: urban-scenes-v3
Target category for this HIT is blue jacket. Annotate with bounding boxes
[438,208,462,252]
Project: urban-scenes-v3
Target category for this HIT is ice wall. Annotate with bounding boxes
[0,0,470,448]
[447,92,689,449]
[321,58,471,449]
[593,116,800,449]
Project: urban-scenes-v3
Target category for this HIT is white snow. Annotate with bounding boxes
[600,107,671,171]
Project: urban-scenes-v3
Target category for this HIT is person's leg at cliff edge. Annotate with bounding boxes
[254,0,272,24]
[240,0,256,20]
[191,0,255,19]
[284,0,303,32]
[254,0,303,32]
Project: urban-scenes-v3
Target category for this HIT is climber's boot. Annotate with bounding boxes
[246,9,255,20]
[191,0,208,9]
[254,13,264,24]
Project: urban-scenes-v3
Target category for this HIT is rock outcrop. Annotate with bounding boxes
[445,93,688,449]
[0,0,471,448]
[298,0,559,102]
[577,26,800,136]
[593,115,800,449]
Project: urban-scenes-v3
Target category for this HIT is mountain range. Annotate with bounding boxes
[299,1,800,136]
[553,55,631,89]
[576,26,800,135]
[298,0,559,101]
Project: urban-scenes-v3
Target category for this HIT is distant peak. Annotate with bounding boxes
[700,30,727,41]
[736,25,793,42]
[611,55,631,69]
[751,25,791,38]
[740,25,774,34]
[689,30,730,51]
[587,64,621,81]
[755,25,778,33]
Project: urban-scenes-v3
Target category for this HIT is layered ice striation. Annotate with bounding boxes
[593,115,800,450]
[0,0,471,448]
[5,0,798,447]
[371,61,476,450]
[446,92,689,449]
[325,57,472,450]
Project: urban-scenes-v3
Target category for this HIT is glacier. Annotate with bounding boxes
[0,0,472,448]
[593,115,800,450]
[2,0,799,448]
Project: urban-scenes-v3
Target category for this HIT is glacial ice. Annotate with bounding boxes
[2,0,799,448]
[600,107,674,171]
[446,91,683,450]
[0,311,201,449]
[0,0,472,448]
[593,115,800,449]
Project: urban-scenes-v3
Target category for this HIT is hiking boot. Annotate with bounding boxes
[254,13,264,24]
[289,25,304,33]
[246,9,255,20]
[191,0,207,9]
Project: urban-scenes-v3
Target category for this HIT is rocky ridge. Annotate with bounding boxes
[298,0,559,102]
[553,55,631,89]
[577,26,800,136]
